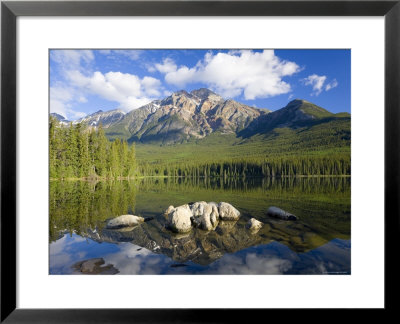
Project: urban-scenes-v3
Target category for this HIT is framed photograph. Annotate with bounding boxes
[1,0,399,321]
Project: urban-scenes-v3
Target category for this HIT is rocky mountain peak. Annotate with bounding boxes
[190,88,221,100]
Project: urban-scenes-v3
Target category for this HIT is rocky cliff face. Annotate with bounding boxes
[106,88,271,144]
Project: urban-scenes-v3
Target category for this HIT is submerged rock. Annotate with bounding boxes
[106,215,145,229]
[218,202,241,221]
[246,218,263,233]
[266,207,297,220]
[167,204,193,233]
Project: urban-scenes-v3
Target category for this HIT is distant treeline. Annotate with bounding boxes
[138,155,351,178]
[50,117,137,179]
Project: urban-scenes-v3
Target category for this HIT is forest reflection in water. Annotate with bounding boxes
[49,176,351,275]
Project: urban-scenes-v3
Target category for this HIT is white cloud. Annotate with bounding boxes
[165,66,197,88]
[156,50,300,100]
[302,74,338,95]
[50,85,86,120]
[153,58,178,74]
[302,74,327,96]
[66,70,161,111]
[51,49,163,117]
[78,96,87,103]
[325,78,338,91]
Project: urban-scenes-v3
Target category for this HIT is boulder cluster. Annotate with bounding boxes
[104,205,296,236]
[164,201,241,233]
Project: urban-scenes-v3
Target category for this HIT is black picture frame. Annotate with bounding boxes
[1,0,399,322]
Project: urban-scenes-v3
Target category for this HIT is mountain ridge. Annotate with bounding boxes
[105,88,272,144]
[50,88,350,147]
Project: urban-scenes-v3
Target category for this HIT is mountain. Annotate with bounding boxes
[74,109,126,128]
[106,88,271,144]
[51,89,350,153]
[50,113,70,125]
[239,99,350,138]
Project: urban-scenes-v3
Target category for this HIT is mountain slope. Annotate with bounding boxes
[239,99,349,138]
[50,113,70,125]
[106,88,270,144]
[75,109,126,128]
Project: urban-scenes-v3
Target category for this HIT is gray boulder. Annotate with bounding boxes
[266,207,297,220]
[167,204,193,233]
[246,218,263,232]
[106,215,145,229]
[192,202,219,231]
[190,201,208,217]
[218,202,240,221]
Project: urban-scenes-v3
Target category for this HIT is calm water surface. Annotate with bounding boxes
[49,177,351,275]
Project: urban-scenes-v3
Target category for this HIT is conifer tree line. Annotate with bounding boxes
[138,155,350,178]
[50,116,350,179]
[49,116,136,179]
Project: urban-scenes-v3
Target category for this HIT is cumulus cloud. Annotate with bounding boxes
[155,50,300,100]
[325,78,338,91]
[152,58,177,74]
[50,84,86,119]
[302,74,327,96]
[302,74,338,95]
[66,70,161,111]
[50,49,160,118]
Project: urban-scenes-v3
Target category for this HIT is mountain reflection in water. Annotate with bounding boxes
[49,177,351,275]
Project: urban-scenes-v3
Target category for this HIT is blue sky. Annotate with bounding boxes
[50,49,350,120]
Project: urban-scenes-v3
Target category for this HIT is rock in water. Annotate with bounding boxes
[190,201,208,217]
[266,207,297,220]
[167,205,193,233]
[191,202,219,231]
[246,218,263,232]
[164,205,175,217]
[218,202,241,221]
[106,215,145,229]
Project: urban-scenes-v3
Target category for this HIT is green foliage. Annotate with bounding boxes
[49,117,137,179]
[134,118,351,177]
[50,110,350,179]
[299,102,333,119]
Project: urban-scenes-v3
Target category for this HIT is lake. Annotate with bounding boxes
[49,177,351,275]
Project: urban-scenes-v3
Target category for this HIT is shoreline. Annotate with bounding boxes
[50,174,351,181]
